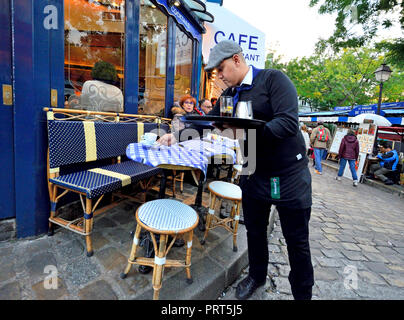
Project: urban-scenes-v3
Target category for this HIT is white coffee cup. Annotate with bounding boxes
[141,132,157,146]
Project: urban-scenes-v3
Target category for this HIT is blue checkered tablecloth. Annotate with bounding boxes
[179,140,236,165]
[126,140,237,180]
[126,142,210,177]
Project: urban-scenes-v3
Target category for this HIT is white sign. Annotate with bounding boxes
[299,117,311,122]
[329,128,348,154]
[343,152,367,181]
[202,3,266,69]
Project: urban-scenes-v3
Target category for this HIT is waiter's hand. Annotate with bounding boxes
[158,133,176,146]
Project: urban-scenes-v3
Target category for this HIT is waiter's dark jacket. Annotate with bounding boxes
[177,67,314,298]
[210,67,312,208]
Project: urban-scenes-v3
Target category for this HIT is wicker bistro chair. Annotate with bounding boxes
[120,199,199,300]
[231,164,243,184]
[200,181,242,252]
[44,108,171,257]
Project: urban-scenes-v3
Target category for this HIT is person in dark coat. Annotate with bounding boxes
[336,129,360,186]
[159,40,313,300]
[171,94,202,132]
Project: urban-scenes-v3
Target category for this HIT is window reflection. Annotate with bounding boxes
[64,0,125,112]
[174,27,193,104]
[139,0,167,116]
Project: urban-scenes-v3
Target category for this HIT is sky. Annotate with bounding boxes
[220,0,402,62]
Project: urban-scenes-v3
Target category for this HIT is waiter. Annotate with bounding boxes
[159,40,313,300]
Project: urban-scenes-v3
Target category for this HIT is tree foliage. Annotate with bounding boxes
[265,47,404,111]
[309,0,404,67]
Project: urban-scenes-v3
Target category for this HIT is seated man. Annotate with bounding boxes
[199,98,213,115]
[367,141,399,185]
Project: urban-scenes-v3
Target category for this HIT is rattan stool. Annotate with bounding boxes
[120,199,199,300]
[200,181,242,252]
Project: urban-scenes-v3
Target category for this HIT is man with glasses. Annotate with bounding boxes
[199,99,213,115]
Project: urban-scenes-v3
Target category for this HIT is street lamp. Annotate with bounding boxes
[374,63,392,115]
[169,0,181,7]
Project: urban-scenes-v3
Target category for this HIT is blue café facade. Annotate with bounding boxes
[0,0,218,238]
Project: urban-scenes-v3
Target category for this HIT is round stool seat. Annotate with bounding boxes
[137,199,198,233]
[208,181,242,200]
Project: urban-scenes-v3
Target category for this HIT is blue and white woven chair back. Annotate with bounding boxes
[47,121,165,169]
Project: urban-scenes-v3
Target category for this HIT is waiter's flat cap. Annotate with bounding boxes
[205,40,243,71]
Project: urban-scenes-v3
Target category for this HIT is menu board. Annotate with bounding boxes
[329,128,349,154]
[357,123,377,154]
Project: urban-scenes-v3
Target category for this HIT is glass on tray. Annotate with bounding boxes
[220,96,234,117]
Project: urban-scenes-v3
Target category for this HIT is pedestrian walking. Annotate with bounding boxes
[336,129,359,186]
[310,122,331,175]
[300,124,311,152]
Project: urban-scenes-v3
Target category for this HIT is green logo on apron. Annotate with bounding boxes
[270,177,280,199]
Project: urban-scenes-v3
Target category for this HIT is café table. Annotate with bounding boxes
[125,140,236,273]
[126,140,236,230]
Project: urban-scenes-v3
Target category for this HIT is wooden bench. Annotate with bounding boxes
[44,108,171,256]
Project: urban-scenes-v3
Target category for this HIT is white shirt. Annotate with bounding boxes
[233,66,253,92]
[240,66,253,86]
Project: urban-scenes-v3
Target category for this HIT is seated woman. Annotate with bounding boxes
[171,94,202,132]
[69,61,123,112]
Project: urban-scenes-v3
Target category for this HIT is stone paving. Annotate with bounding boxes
[0,173,247,300]
[221,165,404,300]
[0,165,404,300]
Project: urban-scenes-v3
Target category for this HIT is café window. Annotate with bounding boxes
[174,27,193,103]
[138,0,167,116]
[64,0,125,112]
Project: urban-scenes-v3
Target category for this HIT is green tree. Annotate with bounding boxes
[275,47,403,111]
[310,0,404,67]
[264,51,287,72]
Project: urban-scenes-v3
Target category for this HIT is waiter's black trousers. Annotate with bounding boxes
[242,193,314,300]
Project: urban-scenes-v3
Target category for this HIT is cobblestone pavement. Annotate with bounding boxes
[220,166,404,300]
[0,174,246,301]
[0,165,403,300]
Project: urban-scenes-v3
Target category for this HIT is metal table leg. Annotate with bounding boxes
[158,169,168,199]
[194,172,206,231]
